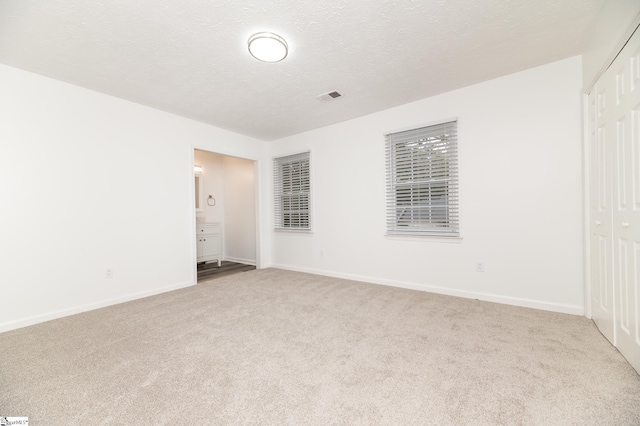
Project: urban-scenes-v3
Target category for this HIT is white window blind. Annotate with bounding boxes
[385,119,459,236]
[273,152,311,231]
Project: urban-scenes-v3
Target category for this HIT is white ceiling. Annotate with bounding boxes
[0,0,606,141]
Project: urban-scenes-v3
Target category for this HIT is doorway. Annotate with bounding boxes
[193,148,259,282]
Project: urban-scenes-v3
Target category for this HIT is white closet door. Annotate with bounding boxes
[589,84,615,345]
[611,28,640,373]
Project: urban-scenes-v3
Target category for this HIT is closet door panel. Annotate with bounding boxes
[611,29,640,373]
[590,85,616,344]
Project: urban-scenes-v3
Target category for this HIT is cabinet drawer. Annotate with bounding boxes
[197,224,220,235]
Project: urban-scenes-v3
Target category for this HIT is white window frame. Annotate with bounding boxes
[273,151,312,232]
[385,118,459,237]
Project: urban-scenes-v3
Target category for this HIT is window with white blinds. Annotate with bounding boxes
[273,152,311,231]
[385,119,459,236]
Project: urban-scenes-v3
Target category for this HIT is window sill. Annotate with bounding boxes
[274,229,315,235]
[385,234,463,243]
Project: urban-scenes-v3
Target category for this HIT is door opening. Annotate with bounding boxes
[193,148,259,282]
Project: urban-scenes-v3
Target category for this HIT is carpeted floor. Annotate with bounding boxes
[1,269,639,425]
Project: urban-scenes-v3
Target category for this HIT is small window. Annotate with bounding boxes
[385,119,459,236]
[273,152,311,231]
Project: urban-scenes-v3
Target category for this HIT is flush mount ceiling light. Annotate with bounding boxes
[248,32,288,62]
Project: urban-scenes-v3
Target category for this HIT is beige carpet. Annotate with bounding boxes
[1,269,639,425]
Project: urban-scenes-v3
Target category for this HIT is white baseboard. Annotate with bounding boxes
[0,280,195,333]
[269,264,585,316]
[1,266,584,334]
[224,256,256,266]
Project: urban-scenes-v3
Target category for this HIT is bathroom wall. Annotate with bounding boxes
[194,149,225,225]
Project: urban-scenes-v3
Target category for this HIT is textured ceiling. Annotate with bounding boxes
[0,0,606,141]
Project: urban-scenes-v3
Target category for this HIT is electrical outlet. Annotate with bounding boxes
[320,249,324,258]
[105,268,113,278]
[476,263,485,272]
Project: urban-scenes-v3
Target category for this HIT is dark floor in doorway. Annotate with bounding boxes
[197,260,256,282]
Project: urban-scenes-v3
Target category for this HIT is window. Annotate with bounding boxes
[273,151,311,231]
[385,119,459,236]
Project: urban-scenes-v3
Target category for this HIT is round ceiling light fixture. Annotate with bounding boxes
[248,32,288,63]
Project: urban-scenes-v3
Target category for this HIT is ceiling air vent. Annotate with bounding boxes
[317,90,343,102]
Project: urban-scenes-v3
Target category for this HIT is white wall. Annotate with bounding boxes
[194,150,225,224]
[223,156,257,264]
[269,56,584,314]
[582,0,640,91]
[0,63,268,332]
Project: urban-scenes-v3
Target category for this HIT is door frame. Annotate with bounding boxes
[582,91,592,319]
